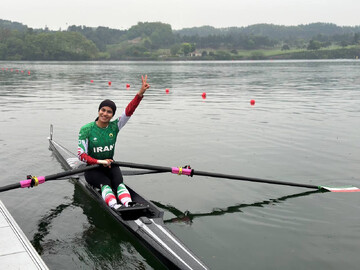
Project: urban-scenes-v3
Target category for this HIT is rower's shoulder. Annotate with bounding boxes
[109,118,120,129]
[110,118,119,124]
[79,121,96,134]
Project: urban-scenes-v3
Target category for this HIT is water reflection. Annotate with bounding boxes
[154,190,323,225]
[31,202,72,255]
[30,180,166,270]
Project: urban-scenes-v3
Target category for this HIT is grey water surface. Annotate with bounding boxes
[0,60,359,270]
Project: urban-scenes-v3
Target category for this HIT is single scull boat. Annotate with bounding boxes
[48,126,208,270]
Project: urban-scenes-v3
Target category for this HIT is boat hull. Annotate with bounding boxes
[48,137,208,270]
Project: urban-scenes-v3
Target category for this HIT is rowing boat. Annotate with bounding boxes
[48,126,208,270]
[48,128,208,269]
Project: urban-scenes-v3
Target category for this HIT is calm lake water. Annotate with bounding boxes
[1,60,360,270]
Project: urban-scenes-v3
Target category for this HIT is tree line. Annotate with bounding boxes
[0,27,99,60]
[0,19,360,60]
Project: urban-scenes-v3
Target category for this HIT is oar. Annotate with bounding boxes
[0,165,99,193]
[112,161,360,192]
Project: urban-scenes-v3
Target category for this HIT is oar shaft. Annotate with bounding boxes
[193,170,319,189]
[0,164,100,193]
[113,161,172,173]
[0,183,21,192]
[44,164,99,181]
[113,161,193,176]
[113,161,319,190]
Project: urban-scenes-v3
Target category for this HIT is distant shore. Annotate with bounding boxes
[1,20,360,61]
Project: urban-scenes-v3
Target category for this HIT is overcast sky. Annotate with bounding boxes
[1,0,359,30]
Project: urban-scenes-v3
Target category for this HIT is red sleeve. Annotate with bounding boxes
[79,153,98,165]
[125,94,143,116]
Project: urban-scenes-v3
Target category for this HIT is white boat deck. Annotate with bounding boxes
[0,200,49,270]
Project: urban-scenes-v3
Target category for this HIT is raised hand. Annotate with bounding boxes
[138,75,150,97]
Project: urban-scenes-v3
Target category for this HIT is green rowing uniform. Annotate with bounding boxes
[78,119,120,160]
[78,94,142,164]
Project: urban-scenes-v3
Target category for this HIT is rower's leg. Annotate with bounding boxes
[117,183,132,207]
[108,166,133,207]
[101,185,119,208]
[85,167,121,209]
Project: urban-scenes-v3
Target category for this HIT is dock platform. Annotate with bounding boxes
[0,200,49,270]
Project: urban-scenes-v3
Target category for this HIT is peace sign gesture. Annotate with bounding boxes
[138,75,150,97]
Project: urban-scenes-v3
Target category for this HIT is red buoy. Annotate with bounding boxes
[126,83,130,88]
[250,99,255,106]
[165,88,169,94]
[202,92,207,99]
[108,81,112,86]
[28,71,31,75]
[90,80,94,83]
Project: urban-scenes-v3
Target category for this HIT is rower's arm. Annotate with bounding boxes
[117,75,149,130]
[78,138,98,165]
[117,94,143,130]
[78,126,99,165]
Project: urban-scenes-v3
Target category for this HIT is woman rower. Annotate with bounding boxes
[77,75,150,210]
